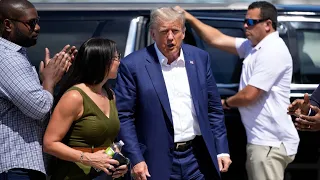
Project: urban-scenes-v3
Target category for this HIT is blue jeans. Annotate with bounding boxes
[0,168,46,180]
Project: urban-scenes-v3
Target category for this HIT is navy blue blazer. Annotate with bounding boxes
[114,43,229,179]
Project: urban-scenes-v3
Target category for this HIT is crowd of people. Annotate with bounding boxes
[1,0,320,180]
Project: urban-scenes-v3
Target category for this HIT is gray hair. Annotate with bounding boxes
[149,7,185,30]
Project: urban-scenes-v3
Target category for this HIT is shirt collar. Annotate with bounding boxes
[154,43,185,66]
[0,37,25,53]
[254,31,279,51]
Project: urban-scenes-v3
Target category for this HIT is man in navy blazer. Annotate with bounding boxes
[115,7,231,180]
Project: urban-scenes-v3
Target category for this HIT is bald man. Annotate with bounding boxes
[0,0,76,179]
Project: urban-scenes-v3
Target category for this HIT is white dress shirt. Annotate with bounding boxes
[154,43,201,143]
[154,44,229,158]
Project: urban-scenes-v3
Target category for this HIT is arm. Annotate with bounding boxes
[180,8,237,55]
[224,52,287,108]
[43,90,119,173]
[0,53,53,120]
[114,62,144,166]
[205,54,232,172]
[43,90,84,162]
[205,54,229,154]
[224,85,264,108]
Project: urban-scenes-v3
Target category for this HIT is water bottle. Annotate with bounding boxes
[105,140,125,157]
[94,140,125,172]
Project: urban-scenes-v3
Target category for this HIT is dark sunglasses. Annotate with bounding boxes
[244,18,269,27]
[9,16,40,31]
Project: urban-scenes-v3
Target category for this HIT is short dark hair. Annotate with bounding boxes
[248,1,278,30]
[56,38,118,103]
[0,0,35,35]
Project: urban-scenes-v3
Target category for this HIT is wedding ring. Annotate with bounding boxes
[108,165,113,169]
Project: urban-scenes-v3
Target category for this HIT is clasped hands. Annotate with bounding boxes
[288,93,320,131]
[39,45,78,84]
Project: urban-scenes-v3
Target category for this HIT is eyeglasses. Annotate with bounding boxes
[244,18,269,27]
[112,52,121,62]
[9,16,40,31]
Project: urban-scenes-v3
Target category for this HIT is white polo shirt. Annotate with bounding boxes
[235,32,300,156]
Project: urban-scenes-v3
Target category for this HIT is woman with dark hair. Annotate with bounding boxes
[43,38,127,180]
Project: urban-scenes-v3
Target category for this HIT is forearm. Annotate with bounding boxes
[187,15,222,47]
[43,141,96,166]
[227,91,255,107]
[44,142,83,163]
[186,13,237,55]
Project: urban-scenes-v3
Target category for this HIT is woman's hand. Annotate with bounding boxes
[112,164,128,179]
[82,150,119,175]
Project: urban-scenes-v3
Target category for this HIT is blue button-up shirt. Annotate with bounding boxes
[0,37,53,174]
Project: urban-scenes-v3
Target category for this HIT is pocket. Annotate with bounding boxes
[266,146,272,157]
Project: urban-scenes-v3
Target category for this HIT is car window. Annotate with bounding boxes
[27,19,130,70]
[296,30,320,84]
[191,27,244,84]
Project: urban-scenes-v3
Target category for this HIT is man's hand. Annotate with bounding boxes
[295,105,320,131]
[39,45,78,81]
[288,93,310,116]
[173,6,192,20]
[57,44,78,63]
[218,156,232,172]
[131,161,151,180]
[40,51,70,94]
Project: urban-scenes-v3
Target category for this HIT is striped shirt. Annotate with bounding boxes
[0,37,53,174]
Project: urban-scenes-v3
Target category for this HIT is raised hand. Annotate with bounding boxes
[173,6,192,20]
[40,51,70,94]
[288,93,310,116]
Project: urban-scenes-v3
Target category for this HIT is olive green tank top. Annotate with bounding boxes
[50,86,120,180]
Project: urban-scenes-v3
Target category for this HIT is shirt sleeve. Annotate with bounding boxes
[235,38,251,59]
[0,53,53,120]
[248,51,290,92]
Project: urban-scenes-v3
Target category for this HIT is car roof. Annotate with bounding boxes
[33,2,320,15]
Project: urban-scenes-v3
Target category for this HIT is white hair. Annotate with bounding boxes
[149,7,185,30]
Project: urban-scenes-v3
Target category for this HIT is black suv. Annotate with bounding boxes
[29,3,320,180]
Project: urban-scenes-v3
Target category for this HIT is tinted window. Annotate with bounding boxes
[192,27,244,84]
[27,19,130,70]
[296,30,320,84]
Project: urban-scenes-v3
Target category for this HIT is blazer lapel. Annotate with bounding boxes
[145,45,173,124]
[183,46,201,118]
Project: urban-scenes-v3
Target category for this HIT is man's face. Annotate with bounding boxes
[10,8,40,47]
[150,19,185,61]
[244,8,268,46]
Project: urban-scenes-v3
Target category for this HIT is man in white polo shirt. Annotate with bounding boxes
[175,1,299,180]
